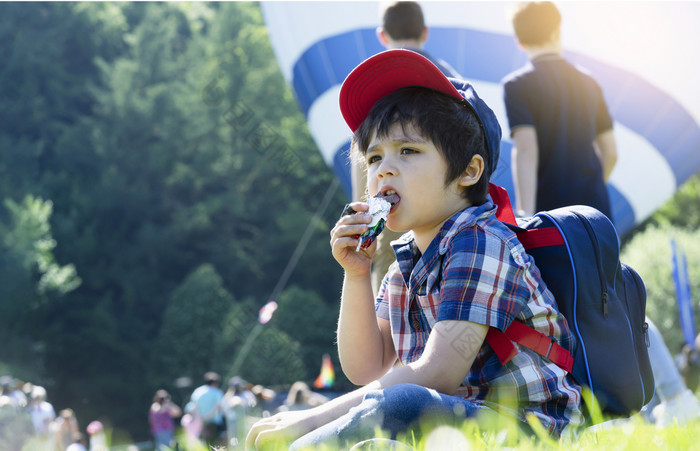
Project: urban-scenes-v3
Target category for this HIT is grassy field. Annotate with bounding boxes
[221,412,700,451]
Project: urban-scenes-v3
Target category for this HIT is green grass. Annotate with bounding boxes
[221,414,700,451]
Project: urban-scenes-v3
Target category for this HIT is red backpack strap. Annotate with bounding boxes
[486,184,573,373]
[486,322,574,373]
[516,227,565,249]
[488,183,517,225]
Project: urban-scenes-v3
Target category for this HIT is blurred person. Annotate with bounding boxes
[678,333,700,393]
[86,420,107,451]
[28,385,56,446]
[1,376,27,408]
[351,1,462,295]
[149,389,182,450]
[0,376,15,408]
[278,381,329,412]
[179,411,202,445]
[640,321,700,426]
[188,371,225,446]
[65,432,88,451]
[250,384,278,417]
[502,1,617,220]
[221,377,256,448]
[52,408,80,451]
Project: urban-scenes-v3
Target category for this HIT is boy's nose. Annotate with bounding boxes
[377,157,398,178]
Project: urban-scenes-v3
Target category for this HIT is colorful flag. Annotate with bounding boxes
[671,238,696,348]
[313,353,335,389]
[258,301,278,325]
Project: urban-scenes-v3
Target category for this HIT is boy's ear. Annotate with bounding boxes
[458,155,484,187]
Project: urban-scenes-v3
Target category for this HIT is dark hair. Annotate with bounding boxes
[512,2,561,47]
[381,2,425,41]
[153,389,171,404]
[203,371,220,385]
[353,86,490,205]
[680,342,700,393]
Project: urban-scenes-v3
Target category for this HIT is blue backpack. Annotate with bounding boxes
[486,185,654,420]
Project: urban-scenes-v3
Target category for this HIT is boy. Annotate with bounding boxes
[247,49,582,450]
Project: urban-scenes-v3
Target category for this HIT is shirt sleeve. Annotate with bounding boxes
[503,78,535,132]
[437,227,529,331]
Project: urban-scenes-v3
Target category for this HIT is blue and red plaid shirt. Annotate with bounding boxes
[376,201,583,436]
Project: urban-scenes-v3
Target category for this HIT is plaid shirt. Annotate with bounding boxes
[376,201,583,436]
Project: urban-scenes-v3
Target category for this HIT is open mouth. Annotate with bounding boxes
[375,191,400,207]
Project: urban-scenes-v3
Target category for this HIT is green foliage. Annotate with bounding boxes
[1,196,80,295]
[273,286,343,385]
[217,298,307,386]
[621,225,700,352]
[155,264,234,383]
[0,195,80,381]
[0,2,345,442]
[645,173,700,231]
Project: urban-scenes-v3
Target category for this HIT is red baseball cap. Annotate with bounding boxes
[339,49,501,171]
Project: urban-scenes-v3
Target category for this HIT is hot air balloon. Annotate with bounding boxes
[262,1,700,236]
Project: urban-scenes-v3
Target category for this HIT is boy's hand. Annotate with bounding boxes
[245,408,317,450]
[330,201,375,277]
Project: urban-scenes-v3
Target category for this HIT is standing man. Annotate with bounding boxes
[502,2,700,428]
[188,371,225,446]
[501,2,617,220]
[351,1,460,294]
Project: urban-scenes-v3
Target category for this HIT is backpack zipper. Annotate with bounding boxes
[572,211,608,318]
[621,263,649,404]
[626,264,651,348]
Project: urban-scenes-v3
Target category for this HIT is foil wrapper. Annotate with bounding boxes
[341,196,392,251]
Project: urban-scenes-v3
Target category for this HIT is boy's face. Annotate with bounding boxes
[365,121,473,251]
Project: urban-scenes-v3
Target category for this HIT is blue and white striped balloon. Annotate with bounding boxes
[262,2,700,236]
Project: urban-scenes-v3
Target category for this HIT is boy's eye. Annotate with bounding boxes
[367,155,381,165]
[400,147,418,155]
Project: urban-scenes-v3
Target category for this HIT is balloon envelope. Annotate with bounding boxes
[262,1,700,236]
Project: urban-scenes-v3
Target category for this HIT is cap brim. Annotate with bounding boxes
[339,49,462,133]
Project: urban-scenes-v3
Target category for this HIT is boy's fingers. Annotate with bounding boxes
[337,211,372,225]
[330,219,369,242]
[346,201,369,213]
[330,235,361,253]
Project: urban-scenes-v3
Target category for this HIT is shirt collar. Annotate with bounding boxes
[390,200,498,293]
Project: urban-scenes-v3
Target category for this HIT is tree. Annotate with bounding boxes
[621,225,700,353]
[155,263,234,385]
[216,297,307,387]
[0,196,80,377]
[0,2,345,441]
[645,173,700,231]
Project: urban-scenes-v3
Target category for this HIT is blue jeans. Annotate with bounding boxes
[289,383,502,450]
[640,317,686,419]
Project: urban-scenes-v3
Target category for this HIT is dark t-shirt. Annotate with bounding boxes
[502,54,614,220]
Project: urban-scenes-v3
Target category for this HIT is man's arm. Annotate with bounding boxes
[246,320,487,449]
[593,129,617,182]
[511,126,539,216]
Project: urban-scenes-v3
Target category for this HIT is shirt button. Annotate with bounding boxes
[412,320,420,329]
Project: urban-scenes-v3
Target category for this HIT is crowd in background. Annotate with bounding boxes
[152,372,330,450]
[0,372,331,451]
[0,376,107,451]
